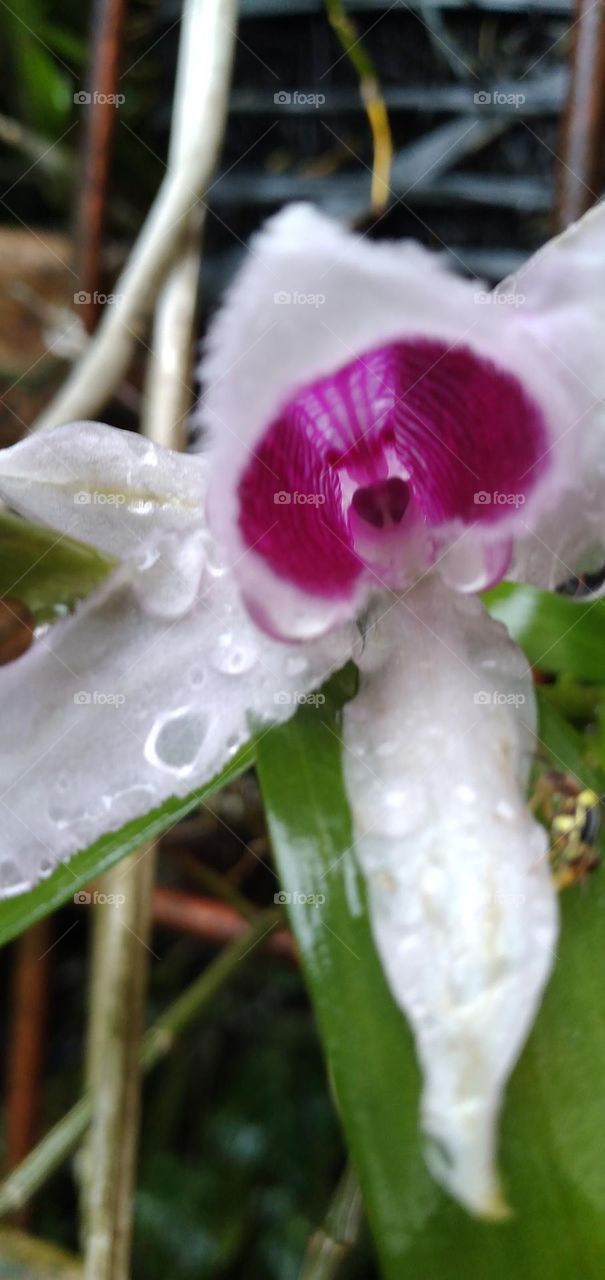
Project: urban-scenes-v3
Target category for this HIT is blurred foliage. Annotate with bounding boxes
[0,511,112,622]
[134,964,347,1280]
[0,1,77,136]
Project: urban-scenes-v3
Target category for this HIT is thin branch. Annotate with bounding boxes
[299,1163,364,1280]
[34,0,238,431]
[324,0,393,213]
[82,851,157,1280]
[80,6,237,1271]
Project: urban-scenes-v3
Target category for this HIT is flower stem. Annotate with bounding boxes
[324,0,393,213]
[0,908,282,1220]
[82,852,157,1280]
[34,0,238,432]
[299,1163,364,1280]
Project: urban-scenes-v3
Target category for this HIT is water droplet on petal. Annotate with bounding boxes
[285,654,309,677]
[48,802,69,829]
[440,536,512,593]
[189,666,205,688]
[0,858,31,896]
[207,556,227,579]
[211,632,258,676]
[145,707,208,777]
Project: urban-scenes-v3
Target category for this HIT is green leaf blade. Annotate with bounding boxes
[257,680,605,1278]
[0,743,255,949]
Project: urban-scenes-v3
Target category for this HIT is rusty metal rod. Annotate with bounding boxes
[4,921,51,1225]
[555,0,605,229]
[77,0,129,331]
[153,887,297,962]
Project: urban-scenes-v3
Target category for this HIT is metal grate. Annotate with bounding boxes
[199,0,575,311]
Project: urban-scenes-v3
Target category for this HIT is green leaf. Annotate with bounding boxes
[0,0,73,133]
[486,582,605,681]
[257,677,605,1279]
[0,743,255,950]
[0,512,112,622]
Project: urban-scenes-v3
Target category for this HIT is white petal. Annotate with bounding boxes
[0,539,354,897]
[199,205,568,635]
[342,580,557,1218]
[504,200,605,588]
[0,423,207,559]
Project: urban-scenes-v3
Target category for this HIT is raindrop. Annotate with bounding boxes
[48,803,69,829]
[145,707,208,777]
[207,557,227,579]
[284,654,308,677]
[0,858,31,896]
[189,666,205,688]
[211,632,258,676]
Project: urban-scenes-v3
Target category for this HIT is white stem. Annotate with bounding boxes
[83,851,157,1280]
[82,3,236,1276]
[35,0,237,432]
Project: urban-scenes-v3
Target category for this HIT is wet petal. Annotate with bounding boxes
[0,539,354,896]
[0,423,207,559]
[201,205,569,637]
[342,580,557,1217]
[506,199,605,589]
[237,339,547,604]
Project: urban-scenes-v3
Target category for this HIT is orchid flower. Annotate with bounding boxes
[1,200,605,1220]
